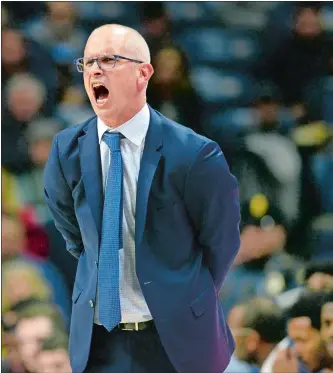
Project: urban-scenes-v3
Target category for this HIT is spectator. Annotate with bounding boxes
[251,85,295,136]
[13,118,62,225]
[321,295,333,365]
[234,100,302,226]
[1,27,57,115]
[14,303,67,373]
[2,73,47,174]
[304,49,333,123]
[35,329,71,373]
[2,212,71,322]
[227,298,286,371]
[24,2,88,100]
[2,260,52,316]
[271,292,333,373]
[2,3,46,25]
[257,3,333,114]
[219,194,297,314]
[147,45,204,134]
[305,261,333,293]
[139,2,173,59]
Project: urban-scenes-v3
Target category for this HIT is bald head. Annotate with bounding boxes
[85,24,151,63]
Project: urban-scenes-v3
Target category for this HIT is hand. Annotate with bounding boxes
[233,225,286,266]
[273,347,299,373]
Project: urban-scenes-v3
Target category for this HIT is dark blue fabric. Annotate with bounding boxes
[84,324,178,373]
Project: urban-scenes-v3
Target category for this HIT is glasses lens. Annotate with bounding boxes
[99,55,117,69]
[75,55,119,72]
[76,58,84,73]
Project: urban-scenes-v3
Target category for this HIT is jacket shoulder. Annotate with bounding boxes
[157,110,217,158]
[54,116,96,152]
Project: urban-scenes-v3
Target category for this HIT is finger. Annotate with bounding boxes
[286,347,292,360]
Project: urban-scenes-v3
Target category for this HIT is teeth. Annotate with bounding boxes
[92,83,104,88]
[96,98,108,105]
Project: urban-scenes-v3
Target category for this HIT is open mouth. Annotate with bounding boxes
[92,83,109,106]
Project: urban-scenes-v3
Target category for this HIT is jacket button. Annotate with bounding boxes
[89,300,94,308]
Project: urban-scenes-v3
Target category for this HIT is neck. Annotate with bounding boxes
[256,343,275,367]
[102,99,146,128]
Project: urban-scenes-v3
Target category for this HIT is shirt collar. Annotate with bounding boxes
[97,104,150,147]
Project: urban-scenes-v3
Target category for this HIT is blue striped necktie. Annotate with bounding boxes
[98,132,122,331]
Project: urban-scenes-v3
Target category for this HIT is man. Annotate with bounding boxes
[227,297,285,372]
[272,292,333,373]
[321,295,333,369]
[44,24,240,373]
[14,302,67,373]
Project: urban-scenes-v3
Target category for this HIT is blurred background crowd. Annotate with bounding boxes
[1,2,333,373]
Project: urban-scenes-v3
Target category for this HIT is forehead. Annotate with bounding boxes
[228,306,245,328]
[322,303,333,320]
[288,317,316,338]
[17,316,52,337]
[84,29,126,58]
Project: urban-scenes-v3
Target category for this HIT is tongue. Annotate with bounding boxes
[97,92,108,104]
[98,91,108,100]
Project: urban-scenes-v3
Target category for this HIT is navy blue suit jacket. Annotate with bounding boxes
[44,106,241,373]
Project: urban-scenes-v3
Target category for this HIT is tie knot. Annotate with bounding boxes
[102,132,121,152]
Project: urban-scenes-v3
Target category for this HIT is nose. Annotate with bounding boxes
[329,325,333,338]
[89,60,103,76]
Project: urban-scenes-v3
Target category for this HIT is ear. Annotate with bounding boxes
[246,330,261,353]
[138,63,154,87]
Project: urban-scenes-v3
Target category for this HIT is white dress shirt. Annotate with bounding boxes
[94,104,152,324]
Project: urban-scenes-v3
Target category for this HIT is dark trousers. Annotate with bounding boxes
[84,323,178,373]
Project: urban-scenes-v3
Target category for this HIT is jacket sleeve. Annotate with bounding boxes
[44,135,82,259]
[184,141,241,292]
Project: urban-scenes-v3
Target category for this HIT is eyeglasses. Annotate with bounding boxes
[73,54,144,73]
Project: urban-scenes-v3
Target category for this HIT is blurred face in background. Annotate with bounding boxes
[321,302,333,359]
[288,317,327,372]
[307,273,333,292]
[47,2,76,39]
[29,139,53,167]
[36,348,71,373]
[153,48,184,85]
[1,29,26,69]
[16,316,53,372]
[228,305,254,362]
[2,264,51,313]
[256,99,280,128]
[295,8,322,39]
[7,79,45,123]
[2,214,25,260]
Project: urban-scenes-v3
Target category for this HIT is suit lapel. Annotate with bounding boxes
[78,117,103,241]
[135,106,163,247]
